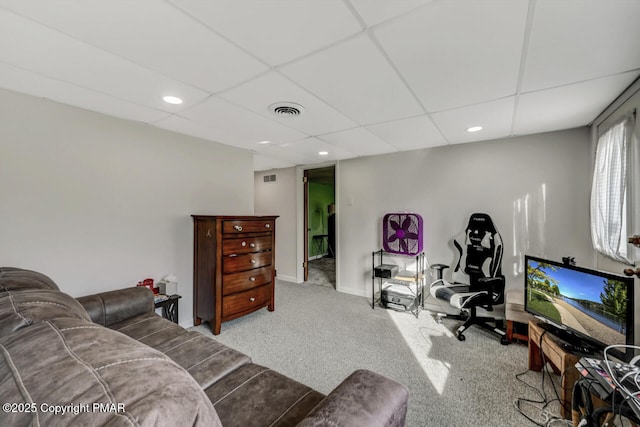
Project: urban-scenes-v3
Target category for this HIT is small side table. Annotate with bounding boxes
[528,321,580,419]
[155,294,182,324]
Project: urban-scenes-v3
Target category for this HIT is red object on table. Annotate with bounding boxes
[137,278,157,293]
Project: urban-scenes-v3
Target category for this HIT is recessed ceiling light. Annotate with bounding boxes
[466,126,483,132]
[163,95,183,105]
[318,151,329,156]
[258,140,271,145]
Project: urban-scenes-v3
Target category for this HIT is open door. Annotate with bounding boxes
[303,169,309,281]
[304,166,336,288]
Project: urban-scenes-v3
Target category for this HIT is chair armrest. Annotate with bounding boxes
[297,370,408,427]
[76,286,155,326]
[430,263,449,280]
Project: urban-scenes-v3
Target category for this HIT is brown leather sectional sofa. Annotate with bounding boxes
[0,267,409,426]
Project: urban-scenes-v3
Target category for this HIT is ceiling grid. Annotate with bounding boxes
[0,0,637,170]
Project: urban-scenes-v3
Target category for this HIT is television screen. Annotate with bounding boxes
[524,255,634,361]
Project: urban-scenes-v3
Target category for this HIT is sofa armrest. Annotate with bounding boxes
[76,286,155,326]
[297,369,408,427]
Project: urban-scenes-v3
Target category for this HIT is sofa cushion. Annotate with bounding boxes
[109,313,251,389]
[162,331,252,389]
[0,267,59,291]
[0,288,91,337]
[204,363,325,427]
[0,317,221,426]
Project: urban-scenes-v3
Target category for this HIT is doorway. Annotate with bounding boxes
[304,166,336,289]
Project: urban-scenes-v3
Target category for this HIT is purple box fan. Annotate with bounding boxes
[382,213,424,255]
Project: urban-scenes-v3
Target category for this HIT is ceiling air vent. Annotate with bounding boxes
[269,102,304,117]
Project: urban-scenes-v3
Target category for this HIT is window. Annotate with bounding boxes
[590,112,636,264]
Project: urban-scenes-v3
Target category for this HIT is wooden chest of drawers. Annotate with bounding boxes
[192,215,278,335]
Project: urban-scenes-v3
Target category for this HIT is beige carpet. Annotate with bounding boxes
[192,279,568,426]
[306,256,335,288]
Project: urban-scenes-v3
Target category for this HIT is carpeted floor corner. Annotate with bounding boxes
[306,256,336,288]
[192,279,565,426]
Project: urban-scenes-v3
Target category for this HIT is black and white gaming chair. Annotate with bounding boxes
[430,213,508,345]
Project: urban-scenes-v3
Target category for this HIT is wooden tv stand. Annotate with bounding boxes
[528,321,581,419]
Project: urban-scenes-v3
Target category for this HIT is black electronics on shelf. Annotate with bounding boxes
[371,249,426,318]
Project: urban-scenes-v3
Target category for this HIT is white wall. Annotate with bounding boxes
[0,89,254,326]
[254,167,297,282]
[257,128,595,309]
[338,128,593,299]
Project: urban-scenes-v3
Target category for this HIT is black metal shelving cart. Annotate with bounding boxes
[371,250,426,318]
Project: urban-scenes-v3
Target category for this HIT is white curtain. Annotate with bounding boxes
[590,113,635,264]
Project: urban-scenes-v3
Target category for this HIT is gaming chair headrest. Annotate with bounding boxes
[464,213,501,252]
[466,213,498,236]
[461,213,503,278]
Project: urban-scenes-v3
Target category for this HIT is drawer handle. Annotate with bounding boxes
[250,297,256,302]
[241,241,247,247]
[250,242,256,248]
[250,259,256,264]
[265,223,270,229]
[234,225,243,232]
[249,277,256,282]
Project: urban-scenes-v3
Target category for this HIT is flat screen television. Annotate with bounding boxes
[524,255,635,362]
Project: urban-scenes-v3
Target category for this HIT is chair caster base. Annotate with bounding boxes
[456,332,465,341]
[500,336,509,345]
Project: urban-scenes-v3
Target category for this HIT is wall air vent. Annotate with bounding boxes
[269,102,304,117]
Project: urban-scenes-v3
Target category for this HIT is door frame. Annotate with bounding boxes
[303,169,309,282]
[296,162,338,288]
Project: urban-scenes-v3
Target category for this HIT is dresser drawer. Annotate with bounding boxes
[223,252,272,273]
[223,285,271,317]
[222,219,274,234]
[222,236,272,256]
[223,266,272,295]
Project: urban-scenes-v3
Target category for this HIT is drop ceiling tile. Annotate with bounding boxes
[278,137,357,162]
[514,71,640,135]
[349,0,433,27]
[522,0,640,92]
[171,0,362,66]
[280,34,423,125]
[176,96,308,149]
[254,144,317,166]
[1,0,638,172]
[0,9,209,112]
[366,115,447,150]
[253,153,295,171]
[319,127,396,157]
[0,0,268,93]
[153,115,231,146]
[430,97,515,144]
[374,0,528,112]
[220,71,358,135]
[0,62,170,123]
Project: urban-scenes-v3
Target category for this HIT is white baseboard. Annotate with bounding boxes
[180,319,194,329]
[335,285,368,298]
[276,274,298,283]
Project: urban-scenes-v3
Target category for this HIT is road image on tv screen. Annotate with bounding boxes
[526,260,627,346]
